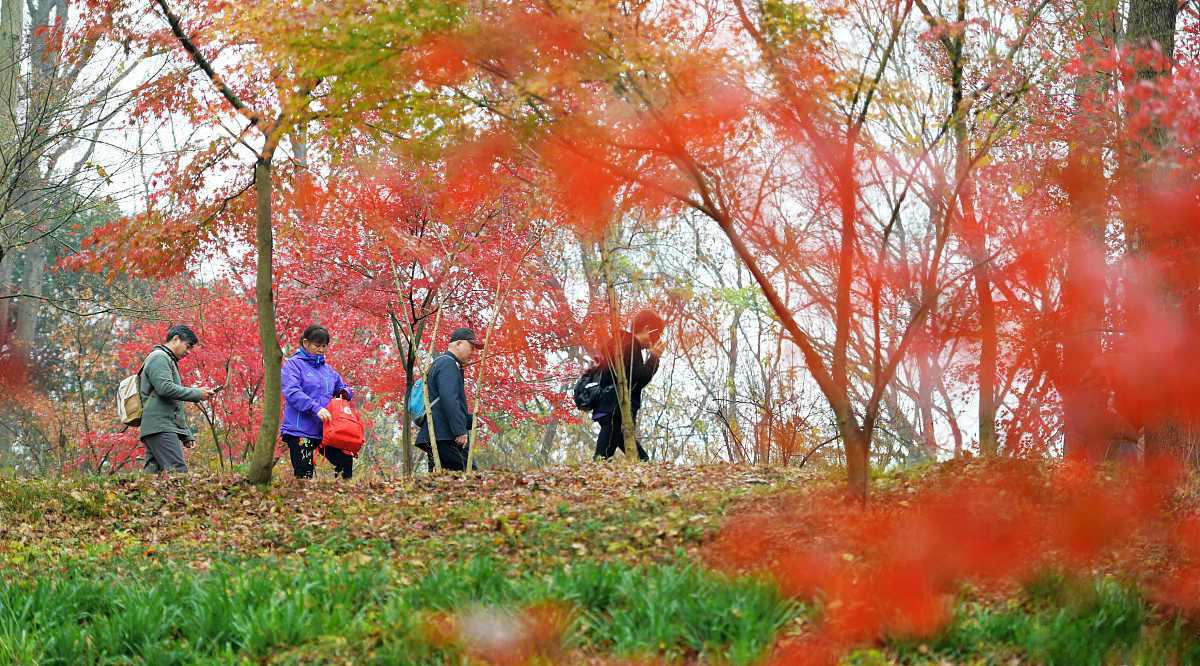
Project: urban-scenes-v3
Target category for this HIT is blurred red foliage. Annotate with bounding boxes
[705,458,1200,664]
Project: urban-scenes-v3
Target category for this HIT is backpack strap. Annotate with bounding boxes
[139,348,168,400]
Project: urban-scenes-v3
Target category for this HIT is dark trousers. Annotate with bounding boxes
[594,413,649,461]
[141,432,188,473]
[418,440,476,472]
[283,434,354,479]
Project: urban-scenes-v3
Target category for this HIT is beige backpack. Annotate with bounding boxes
[117,365,145,427]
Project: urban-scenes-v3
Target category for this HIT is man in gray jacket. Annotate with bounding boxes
[138,325,217,473]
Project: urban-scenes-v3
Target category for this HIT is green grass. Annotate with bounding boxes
[6,468,1200,664]
[0,475,121,519]
[884,575,1200,665]
[0,554,801,665]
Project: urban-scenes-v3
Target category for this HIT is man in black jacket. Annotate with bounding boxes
[416,327,483,471]
[592,309,665,461]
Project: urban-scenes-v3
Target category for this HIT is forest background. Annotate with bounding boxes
[0,0,1198,491]
[5,0,1200,663]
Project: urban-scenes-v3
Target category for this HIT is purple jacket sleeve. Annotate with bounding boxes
[333,372,353,402]
[281,359,320,415]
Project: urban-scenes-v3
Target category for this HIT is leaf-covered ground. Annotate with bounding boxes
[2,462,1198,665]
[0,464,815,664]
[0,464,811,575]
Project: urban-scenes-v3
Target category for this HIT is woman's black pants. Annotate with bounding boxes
[283,434,353,479]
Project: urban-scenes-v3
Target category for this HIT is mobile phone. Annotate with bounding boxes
[212,384,225,393]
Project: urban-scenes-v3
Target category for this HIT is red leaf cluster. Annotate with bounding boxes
[0,333,31,395]
[410,33,473,86]
[705,459,1199,664]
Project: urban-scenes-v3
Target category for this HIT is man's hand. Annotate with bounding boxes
[197,387,217,401]
[182,437,196,449]
[318,408,332,423]
[455,434,468,446]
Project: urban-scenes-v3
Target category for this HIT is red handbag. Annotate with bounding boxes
[322,397,365,455]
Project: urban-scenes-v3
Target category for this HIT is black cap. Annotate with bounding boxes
[449,327,485,348]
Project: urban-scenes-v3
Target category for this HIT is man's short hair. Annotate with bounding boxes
[165,324,199,346]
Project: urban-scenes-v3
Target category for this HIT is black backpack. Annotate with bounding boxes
[572,366,610,411]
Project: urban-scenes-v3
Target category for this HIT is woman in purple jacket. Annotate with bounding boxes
[281,325,354,479]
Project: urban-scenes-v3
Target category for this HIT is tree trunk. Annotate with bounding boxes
[1125,0,1194,464]
[598,230,637,462]
[245,157,283,485]
[420,304,445,472]
[912,0,999,459]
[0,257,12,338]
[1061,112,1109,462]
[828,135,871,494]
[915,347,939,458]
[537,419,559,466]
[840,414,869,500]
[8,0,59,359]
[390,308,421,477]
[401,323,415,477]
[936,375,964,457]
[946,7,998,457]
[725,306,741,461]
[1145,422,1200,468]
[1122,0,1178,256]
[12,240,45,351]
[954,115,999,457]
[0,0,19,153]
[0,0,19,258]
[973,258,998,456]
[914,174,946,459]
[914,0,998,458]
[578,236,603,307]
[884,389,924,461]
[1126,0,1179,84]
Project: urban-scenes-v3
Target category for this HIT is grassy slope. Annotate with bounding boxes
[0,464,810,573]
[0,464,812,664]
[1,463,1197,665]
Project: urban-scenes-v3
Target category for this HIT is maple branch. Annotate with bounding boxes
[196,179,256,231]
[216,115,263,157]
[708,402,750,462]
[911,0,953,50]
[57,67,142,180]
[0,291,155,317]
[798,435,841,468]
[153,0,260,128]
[850,0,915,135]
